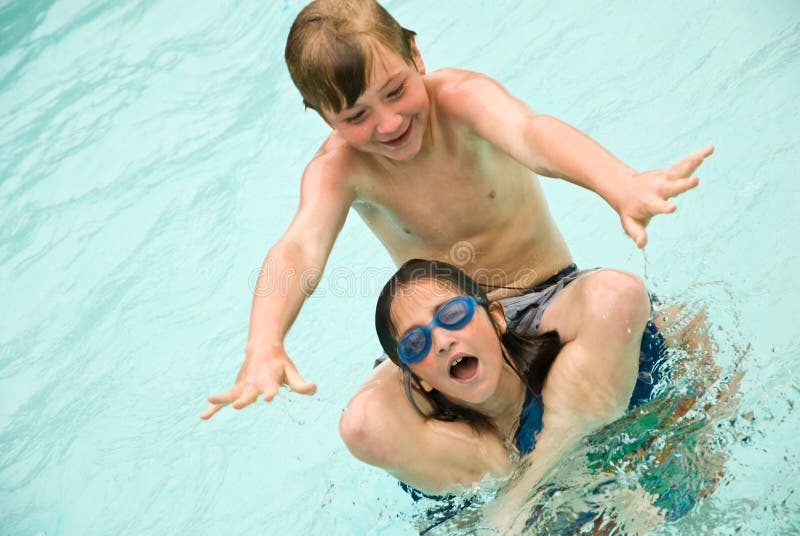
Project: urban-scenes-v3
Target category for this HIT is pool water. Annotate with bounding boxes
[1,0,798,534]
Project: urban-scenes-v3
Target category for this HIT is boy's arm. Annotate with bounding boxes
[201,156,355,420]
[440,73,713,247]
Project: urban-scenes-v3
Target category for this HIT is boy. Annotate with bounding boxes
[200,0,711,482]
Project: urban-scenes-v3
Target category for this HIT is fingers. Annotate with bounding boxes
[205,355,314,416]
[284,364,317,396]
[663,176,699,198]
[622,216,648,249]
[232,383,260,409]
[202,375,284,418]
[659,200,677,213]
[262,379,280,402]
[207,386,242,405]
[200,403,224,420]
[669,145,714,179]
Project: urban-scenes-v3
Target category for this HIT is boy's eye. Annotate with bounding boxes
[388,83,405,99]
[345,111,366,124]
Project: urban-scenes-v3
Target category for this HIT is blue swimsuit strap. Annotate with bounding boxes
[514,388,545,455]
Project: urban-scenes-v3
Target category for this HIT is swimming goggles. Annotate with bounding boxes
[397,295,482,364]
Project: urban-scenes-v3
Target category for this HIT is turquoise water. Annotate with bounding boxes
[1,0,798,534]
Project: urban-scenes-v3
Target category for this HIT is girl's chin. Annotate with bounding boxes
[439,372,492,406]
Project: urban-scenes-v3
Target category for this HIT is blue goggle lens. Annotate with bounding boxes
[396,295,479,364]
[397,329,428,363]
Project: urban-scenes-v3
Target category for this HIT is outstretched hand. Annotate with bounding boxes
[617,145,714,248]
[200,346,317,420]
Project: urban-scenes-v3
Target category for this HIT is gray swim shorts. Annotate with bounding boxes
[499,263,593,336]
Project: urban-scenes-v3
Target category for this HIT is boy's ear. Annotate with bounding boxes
[488,302,508,335]
[408,37,426,75]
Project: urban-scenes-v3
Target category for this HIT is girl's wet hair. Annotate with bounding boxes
[375,259,563,433]
[285,0,417,114]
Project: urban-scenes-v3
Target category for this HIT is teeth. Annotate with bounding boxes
[451,357,463,368]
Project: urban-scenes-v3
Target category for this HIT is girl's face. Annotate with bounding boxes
[390,279,507,409]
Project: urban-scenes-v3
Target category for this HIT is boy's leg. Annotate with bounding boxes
[340,269,650,469]
[534,269,650,418]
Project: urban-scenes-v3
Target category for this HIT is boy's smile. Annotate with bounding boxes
[323,41,429,162]
[378,119,413,148]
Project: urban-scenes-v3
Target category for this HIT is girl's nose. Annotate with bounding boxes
[432,328,456,357]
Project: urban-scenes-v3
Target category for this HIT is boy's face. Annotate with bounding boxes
[322,41,429,162]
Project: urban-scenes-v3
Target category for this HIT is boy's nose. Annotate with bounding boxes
[375,109,403,136]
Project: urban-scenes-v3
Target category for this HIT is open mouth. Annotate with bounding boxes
[449,355,479,382]
[380,121,413,147]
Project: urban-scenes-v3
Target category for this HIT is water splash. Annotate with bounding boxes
[412,285,759,535]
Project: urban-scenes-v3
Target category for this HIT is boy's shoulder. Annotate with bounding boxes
[425,68,506,119]
[307,134,357,173]
[426,67,484,97]
[426,67,489,87]
[301,131,368,190]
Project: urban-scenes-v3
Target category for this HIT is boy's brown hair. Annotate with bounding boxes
[285,0,417,114]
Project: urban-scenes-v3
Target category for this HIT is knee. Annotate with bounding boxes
[339,389,398,468]
[582,270,650,337]
[339,391,375,460]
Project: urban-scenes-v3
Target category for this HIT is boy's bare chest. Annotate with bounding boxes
[353,146,528,246]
